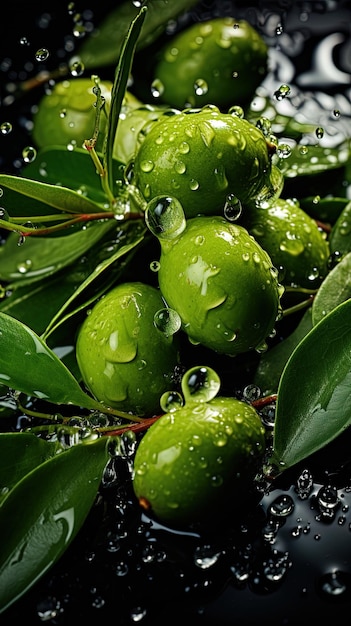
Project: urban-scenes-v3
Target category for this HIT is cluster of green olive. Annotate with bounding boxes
[33,16,330,525]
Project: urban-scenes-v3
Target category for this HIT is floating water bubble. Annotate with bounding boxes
[194,78,208,96]
[228,105,244,118]
[35,48,50,62]
[151,78,164,98]
[160,390,184,413]
[316,126,324,139]
[69,59,85,76]
[0,121,12,135]
[22,146,37,163]
[274,84,291,101]
[181,366,221,404]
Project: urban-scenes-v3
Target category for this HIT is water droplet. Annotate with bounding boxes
[318,570,351,599]
[0,122,12,135]
[255,117,271,137]
[181,366,221,404]
[269,494,295,518]
[149,260,160,272]
[277,143,291,159]
[194,78,208,96]
[35,48,50,62]
[228,105,244,118]
[315,127,324,139]
[151,78,164,98]
[145,195,186,241]
[274,84,291,101]
[153,307,181,337]
[224,193,242,222]
[69,59,85,77]
[17,259,33,274]
[160,390,184,413]
[22,146,37,163]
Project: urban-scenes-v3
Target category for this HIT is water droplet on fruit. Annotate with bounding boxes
[181,366,221,404]
[224,193,242,221]
[154,308,181,336]
[145,195,186,241]
[160,390,184,413]
[228,105,244,118]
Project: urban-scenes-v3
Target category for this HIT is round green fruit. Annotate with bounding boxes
[243,197,330,289]
[133,395,266,525]
[153,214,283,356]
[153,17,268,110]
[76,282,180,416]
[133,106,282,218]
[32,78,141,153]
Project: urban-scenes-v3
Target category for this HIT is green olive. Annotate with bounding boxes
[32,77,141,153]
[242,197,330,289]
[153,17,268,110]
[133,106,282,218]
[133,395,266,525]
[76,282,181,416]
[153,214,283,356]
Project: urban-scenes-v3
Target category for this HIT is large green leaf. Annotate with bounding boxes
[0,435,110,613]
[253,308,313,395]
[312,253,351,326]
[0,312,100,410]
[77,0,200,69]
[329,200,351,255]
[103,5,147,195]
[0,219,116,284]
[0,174,102,215]
[0,432,60,502]
[271,298,351,471]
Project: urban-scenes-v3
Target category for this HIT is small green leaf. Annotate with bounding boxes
[277,142,349,179]
[0,432,60,501]
[0,220,116,284]
[0,436,110,613]
[253,308,313,395]
[271,298,351,471]
[77,0,200,69]
[0,312,100,410]
[0,173,101,215]
[312,253,351,325]
[103,5,147,195]
[329,200,351,255]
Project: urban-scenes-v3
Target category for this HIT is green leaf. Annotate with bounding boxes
[103,5,147,195]
[312,253,351,326]
[22,147,123,205]
[271,298,351,471]
[253,308,313,395]
[42,222,147,340]
[0,173,102,215]
[329,200,351,255]
[277,142,350,178]
[0,432,60,502]
[0,312,100,410]
[0,220,116,284]
[77,0,200,70]
[0,436,110,613]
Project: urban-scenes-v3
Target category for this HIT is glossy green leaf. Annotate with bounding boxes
[329,200,351,255]
[42,222,147,340]
[0,173,102,215]
[271,298,351,471]
[77,0,200,69]
[0,436,110,613]
[277,142,350,178]
[253,308,313,395]
[0,220,116,284]
[22,147,124,205]
[103,6,147,195]
[299,196,348,224]
[0,312,100,410]
[312,253,351,326]
[0,432,60,502]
